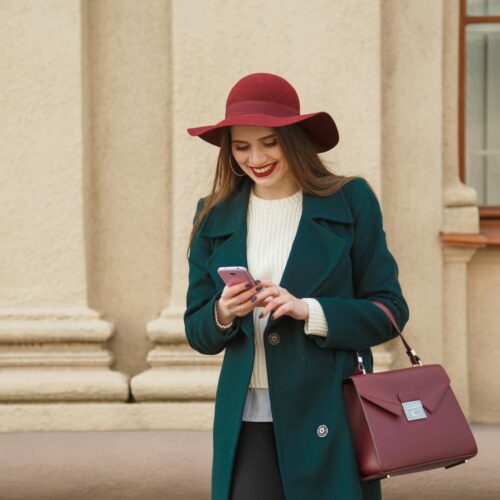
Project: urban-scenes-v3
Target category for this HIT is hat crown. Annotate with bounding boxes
[225,72,300,118]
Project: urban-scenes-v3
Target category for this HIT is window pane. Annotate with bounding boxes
[465,23,500,206]
[467,0,500,16]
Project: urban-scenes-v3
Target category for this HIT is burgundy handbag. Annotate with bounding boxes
[342,300,478,481]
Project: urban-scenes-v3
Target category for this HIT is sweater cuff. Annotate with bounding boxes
[302,298,328,337]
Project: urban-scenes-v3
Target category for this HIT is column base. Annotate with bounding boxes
[131,307,223,401]
[131,344,222,401]
[0,402,215,432]
[0,368,129,402]
[0,307,129,401]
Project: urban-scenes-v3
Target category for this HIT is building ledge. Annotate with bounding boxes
[479,227,500,247]
[440,231,488,248]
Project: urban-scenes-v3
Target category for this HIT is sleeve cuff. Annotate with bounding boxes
[302,298,328,337]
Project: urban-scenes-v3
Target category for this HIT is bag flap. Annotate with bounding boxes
[357,393,403,417]
[348,364,451,417]
[419,381,450,413]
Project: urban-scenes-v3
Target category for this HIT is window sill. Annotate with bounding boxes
[440,232,488,248]
[479,221,500,247]
[440,224,500,248]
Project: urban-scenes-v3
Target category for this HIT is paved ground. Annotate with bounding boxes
[0,424,497,499]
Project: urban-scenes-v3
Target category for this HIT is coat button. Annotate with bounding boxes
[317,424,328,438]
[268,332,280,345]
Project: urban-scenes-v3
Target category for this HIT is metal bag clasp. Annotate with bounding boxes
[402,400,427,421]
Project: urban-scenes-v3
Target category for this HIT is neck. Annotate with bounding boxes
[252,179,301,200]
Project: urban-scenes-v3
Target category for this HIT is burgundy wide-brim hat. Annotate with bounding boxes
[187,72,339,153]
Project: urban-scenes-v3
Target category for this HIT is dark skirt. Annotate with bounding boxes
[229,421,286,500]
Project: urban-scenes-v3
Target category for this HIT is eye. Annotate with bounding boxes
[234,141,277,151]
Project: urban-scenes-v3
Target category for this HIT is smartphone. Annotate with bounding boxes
[217,266,257,287]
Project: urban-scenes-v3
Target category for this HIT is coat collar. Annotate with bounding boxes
[201,176,354,339]
[202,176,353,237]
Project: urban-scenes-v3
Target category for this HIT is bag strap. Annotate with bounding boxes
[354,300,422,375]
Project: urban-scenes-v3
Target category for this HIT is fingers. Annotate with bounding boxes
[263,301,291,320]
[222,281,254,300]
[258,295,287,319]
[220,281,263,317]
[253,287,284,318]
[255,280,274,288]
[220,280,284,318]
[246,281,274,307]
[251,285,280,302]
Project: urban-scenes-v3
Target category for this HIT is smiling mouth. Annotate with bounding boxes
[251,162,277,174]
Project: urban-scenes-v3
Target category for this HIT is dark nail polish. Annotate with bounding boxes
[256,286,263,291]
[258,313,264,318]
[245,282,252,288]
[255,280,261,283]
[250,296,257,302]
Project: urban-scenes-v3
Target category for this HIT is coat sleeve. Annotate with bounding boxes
[183,198,243,355]
[311,178,410,352]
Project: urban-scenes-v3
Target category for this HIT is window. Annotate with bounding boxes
[459,0,500,224]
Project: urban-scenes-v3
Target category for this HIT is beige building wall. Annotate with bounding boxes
[0,0,498,431]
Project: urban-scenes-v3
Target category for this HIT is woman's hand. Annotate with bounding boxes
[217,280,268,322]
[254,281,309,321]
[218,280,309,322]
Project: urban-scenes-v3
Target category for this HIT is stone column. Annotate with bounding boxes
[129,0,223,413]
[442,0,479,227]
[381,0,445,368]
[131,0,385,413]
[468,249,500,423]
[438,0,486,419]
[442,247,481,418]
[0,0,128,402]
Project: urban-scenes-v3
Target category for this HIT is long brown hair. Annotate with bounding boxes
[186,123,360,258]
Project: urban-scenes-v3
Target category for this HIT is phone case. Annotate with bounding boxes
[217,266,256,287]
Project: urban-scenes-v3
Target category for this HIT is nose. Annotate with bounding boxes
[248,147,268,167]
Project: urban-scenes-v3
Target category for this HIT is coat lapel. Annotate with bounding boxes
[203,176,354,340]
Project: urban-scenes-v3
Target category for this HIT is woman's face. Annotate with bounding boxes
[230,125,297,195]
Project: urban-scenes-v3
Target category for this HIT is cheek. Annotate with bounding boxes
[233,150,248,161]
[274,150,286,165]
[277,159,288,173]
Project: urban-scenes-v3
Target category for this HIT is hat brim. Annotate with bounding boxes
[187,112,339,153]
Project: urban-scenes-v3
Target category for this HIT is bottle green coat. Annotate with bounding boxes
[184,176,410,500]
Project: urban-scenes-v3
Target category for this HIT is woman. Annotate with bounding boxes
[184,73,410,500]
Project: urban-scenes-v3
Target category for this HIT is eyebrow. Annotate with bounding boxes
[231,134,276,144]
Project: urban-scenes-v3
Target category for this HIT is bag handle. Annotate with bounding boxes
[354,300,422,375]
